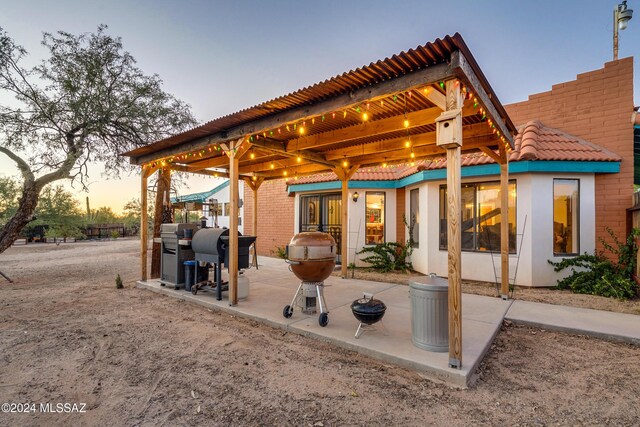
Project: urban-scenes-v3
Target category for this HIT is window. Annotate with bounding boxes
[223,202,230,216]
[553,179,579,255]
[214,203,222,216]
[365,192,385,245]
[409,188,419,248]
[439,181,516,252]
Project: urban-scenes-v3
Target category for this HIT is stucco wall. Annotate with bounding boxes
[407,173,595,287]
[205,181,244,234]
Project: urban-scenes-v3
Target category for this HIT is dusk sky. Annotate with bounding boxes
[1,0,638,213]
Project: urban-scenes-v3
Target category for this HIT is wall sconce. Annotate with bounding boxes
[352,192,359,203]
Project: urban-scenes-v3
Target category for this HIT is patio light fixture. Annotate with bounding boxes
[614,1,633,60]
[352,192,359,203]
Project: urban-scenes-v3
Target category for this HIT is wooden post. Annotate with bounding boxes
[442,79,463,369]
[499,144,510,299]
[334,165,359,278]
[245,177,264,267]
[140,169,150,281]
[223,138,250,306]
[151,168,171,278]
[229,154,239,305]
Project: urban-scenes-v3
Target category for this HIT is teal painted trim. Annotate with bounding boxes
[510,161,619,174]
[288,161,620,194]
[288,180,396,194]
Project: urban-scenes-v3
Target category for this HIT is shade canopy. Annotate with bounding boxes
[122,33,516,179]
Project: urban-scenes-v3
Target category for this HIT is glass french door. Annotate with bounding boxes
[300,193,342,260]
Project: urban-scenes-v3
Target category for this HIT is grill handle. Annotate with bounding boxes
[285,259,301,265]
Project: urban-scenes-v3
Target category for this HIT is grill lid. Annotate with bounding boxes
[286,232,335,261]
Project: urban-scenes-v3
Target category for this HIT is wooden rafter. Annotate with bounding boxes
[452,51,514,147]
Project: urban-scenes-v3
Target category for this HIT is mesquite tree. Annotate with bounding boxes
[0,25,196,253]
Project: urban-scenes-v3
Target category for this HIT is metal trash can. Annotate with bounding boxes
[183,260,196,292]
[409,276,449,352]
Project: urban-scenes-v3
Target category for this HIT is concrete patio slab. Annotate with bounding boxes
[506,300,640,345]
[137,256,511,388]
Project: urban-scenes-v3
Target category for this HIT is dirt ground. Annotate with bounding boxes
[340,268,640,315]
[1,239,639,426]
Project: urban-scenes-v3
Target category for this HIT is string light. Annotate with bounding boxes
[403,119,409,128]
[296,155,302,163]
[270,163,275,169]
[362,112,369,121]
[299,126,305,135]
[405,140,411,148]
[342,159,349,167]
[250,151,255,160]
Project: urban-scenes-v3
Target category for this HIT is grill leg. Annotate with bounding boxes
[355,323,364,339]
[290,283,303,309]
[316,284,327,314]
[216,260,222,301]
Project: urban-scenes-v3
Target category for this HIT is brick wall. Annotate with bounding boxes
[243,179,294,256]
[505,58,635,250]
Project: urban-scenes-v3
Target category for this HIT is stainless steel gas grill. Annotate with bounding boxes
[160,223,198,289]
[191,228,256,300]
[282,232,336,327]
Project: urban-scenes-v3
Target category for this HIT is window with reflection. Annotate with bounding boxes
[440,181,516,252]
[553,179,579,255]
[365,192,385,245]
[409,188,419,248]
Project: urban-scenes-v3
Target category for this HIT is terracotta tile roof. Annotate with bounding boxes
[291,120,620,185]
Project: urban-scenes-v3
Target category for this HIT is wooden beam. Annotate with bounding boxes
[452,50,514,148]
[499,143,510,299]
[324,122,494,160]
[131,62,456,165]
[479,147,502,163]
[250,138,338,168]
[444,79,464,370]
[290,104,477,152]
[424,88,447,110]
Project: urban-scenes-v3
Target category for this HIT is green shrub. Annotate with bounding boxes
[273,246,287,259]
[115,273,123,289]
[357,242,413,273]
[548,228,639,300]
[110,230,120,239]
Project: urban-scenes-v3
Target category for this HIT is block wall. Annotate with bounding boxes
[505,58,635,250]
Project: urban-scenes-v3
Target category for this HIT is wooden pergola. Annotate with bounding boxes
[122,34,516,369]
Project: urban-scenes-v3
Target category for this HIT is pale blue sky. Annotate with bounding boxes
[1,0,638,211]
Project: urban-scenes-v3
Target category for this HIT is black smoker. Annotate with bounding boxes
[160,223,198,289]
[191,228,256,300]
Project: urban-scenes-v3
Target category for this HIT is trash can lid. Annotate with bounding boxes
[409,276,448,291]
[183,260,196,266]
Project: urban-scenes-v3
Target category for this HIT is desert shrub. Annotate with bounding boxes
[110,230,120,239]
[272,246,287,259]
[357,242,413,273]
[548,228,639,300]
[115,273,123,289]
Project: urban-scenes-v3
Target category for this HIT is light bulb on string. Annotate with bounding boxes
[405,140,411,148]
[362,112,369,121]
[342,159,349,168]
[297,155,302,163]
[249,151,255,160]
[299,126,305,135]
[270,163,275,169]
